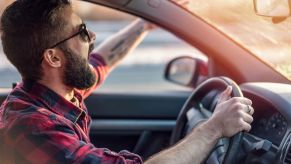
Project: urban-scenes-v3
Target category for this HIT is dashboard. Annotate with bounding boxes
[248,97,287,146]
[241,83,291,147]
[241,83,291,148]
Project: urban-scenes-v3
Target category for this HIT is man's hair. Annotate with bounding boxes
[0,0,72,81]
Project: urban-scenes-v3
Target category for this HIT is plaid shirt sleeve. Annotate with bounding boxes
[77,53,109,98]
[3,111,142,164]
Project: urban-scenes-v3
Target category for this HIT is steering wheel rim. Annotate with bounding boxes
[170,76,244,164]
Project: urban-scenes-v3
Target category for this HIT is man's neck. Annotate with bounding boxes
[38,79,75,101]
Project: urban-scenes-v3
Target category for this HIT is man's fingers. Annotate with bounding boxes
[172,0,189,4]
[241,120,252,132]
[244,105,254,115]
[217,86,232,103]
[171,0,190,9]
[240,111,254,124]
[177,0,189,5]
[229,97,252,106]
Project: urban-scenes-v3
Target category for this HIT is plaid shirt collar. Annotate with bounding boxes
[21,80,86,123]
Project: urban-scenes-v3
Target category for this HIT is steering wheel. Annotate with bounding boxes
[170,76,244,164]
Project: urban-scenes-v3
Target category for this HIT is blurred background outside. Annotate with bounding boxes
[0,0,199,92]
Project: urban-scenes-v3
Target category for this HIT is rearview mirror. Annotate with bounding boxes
[254,0,291,17]
[164,56,208,88]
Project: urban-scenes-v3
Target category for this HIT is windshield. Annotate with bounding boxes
[188,0,291,79]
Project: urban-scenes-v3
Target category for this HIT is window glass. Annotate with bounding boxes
[0,0,207,92]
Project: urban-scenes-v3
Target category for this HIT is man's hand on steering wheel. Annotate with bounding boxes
[151,78,255,164]
[207,86,254,138]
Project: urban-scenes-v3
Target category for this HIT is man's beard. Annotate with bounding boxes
[60,45,96,90]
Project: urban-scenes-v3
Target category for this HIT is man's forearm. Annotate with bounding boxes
[94,19,150,71]
[145,119,221,164]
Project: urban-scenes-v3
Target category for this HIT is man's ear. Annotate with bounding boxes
[42,49,62,68]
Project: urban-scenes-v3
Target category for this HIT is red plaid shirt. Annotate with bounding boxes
[0,53,143,164]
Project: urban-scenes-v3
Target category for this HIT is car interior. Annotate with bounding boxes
[1,0,291,163]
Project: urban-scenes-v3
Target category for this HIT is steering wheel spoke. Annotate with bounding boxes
[240,133,278,163]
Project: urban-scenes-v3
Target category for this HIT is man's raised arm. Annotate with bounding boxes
[94,19,152,71]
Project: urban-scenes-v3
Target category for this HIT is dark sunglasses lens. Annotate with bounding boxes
[79,25,91,42]
[79,30,88,41]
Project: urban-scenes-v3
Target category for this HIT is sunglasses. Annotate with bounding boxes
[50,23,91,49]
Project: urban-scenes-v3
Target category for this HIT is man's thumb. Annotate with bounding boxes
[218,86,232,103]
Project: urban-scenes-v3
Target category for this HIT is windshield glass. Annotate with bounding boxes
[188,0,291,79]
